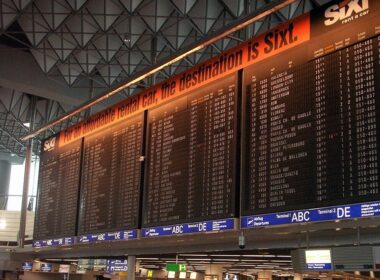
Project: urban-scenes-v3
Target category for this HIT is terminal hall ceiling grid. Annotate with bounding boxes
[0,0,331,157]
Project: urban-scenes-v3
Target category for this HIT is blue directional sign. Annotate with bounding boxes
[41,263,52,272]
[78,229,138,244]
[22,262,33,271]
[307,263,332,270]
[106,259,128,272]
[241,201,380,228]
[33,237,75,248]
[142,218,235,237]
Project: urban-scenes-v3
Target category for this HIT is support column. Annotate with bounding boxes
[127,255,136,280]
[18,96,36,248]
[18,141,32,248]
[205,264,223,280]
[257,271,272,280]
[0,160,11,210]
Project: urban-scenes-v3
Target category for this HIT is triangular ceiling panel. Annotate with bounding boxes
[135,35,153,63]
[170,0,196,15]
[113,15,146,48]
[188,0,223,34]
[86,0,123,31]
[219,0,244,18]
[98,60,122,86]
[139,0,173,32]
[289,1,315,18]
[75,47,101,74]
[253,20,265,36]
[119,0,144,13]
[18,4,50,45]
[156,45,172,62]
[47,26,77,61]
[57,58,82,85]
[11,0,32,10]
[66,0,88,10]
[161,17,192,49]
[179,28,199,49]
[213,37,231,52]
[211,9,234,33]
[30,41,59,72]
[66,11,98,47]
[93,33,123,62]
[1,0,19,31]
[35,0,71,30]
[0,88,16,111]
[117,50,143,75]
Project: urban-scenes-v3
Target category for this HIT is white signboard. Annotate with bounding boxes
[305,250,332,270]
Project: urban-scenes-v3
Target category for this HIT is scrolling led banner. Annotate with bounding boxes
[57,14,310,147]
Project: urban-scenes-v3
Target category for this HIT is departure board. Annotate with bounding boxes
[243,35,380,215]
[34,136,82,240]
[143,74,237,227]
[78,115,144,234]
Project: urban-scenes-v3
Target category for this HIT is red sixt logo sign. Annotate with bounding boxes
[43,137,56,152]
[324,0,369,26]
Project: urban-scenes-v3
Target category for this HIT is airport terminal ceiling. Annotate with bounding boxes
[0,0,331,158]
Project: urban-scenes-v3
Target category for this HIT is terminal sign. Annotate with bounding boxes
[142,219,235,237]
[305,250,332,270]
[241,201,380,228]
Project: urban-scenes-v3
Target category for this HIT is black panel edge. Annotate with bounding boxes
[138,110,149,229]
[75,137,85,236]
[235,70,243,219]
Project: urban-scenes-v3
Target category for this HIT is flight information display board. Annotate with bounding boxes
[143,74,238,227]
[243,24,380,214]
[78,115,144,234]
[34,136,82,240]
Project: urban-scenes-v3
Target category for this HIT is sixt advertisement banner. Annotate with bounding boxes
[54,0,380,147]
[77,229,138,244]
[310,0,380,57]
[241,201,380,228]
[58,14,310,146]
[142,218,235,237]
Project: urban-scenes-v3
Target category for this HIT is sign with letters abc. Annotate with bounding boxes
[78,230,137,243]
[241,201,380,228]
[142,218,235,237]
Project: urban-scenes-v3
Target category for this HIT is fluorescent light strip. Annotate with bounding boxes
[210,255,242,257]
[180,254,209,257]
[21,0,298,141]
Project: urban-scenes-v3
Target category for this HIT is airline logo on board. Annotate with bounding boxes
[43,137,56,151]
[324,0,369,26]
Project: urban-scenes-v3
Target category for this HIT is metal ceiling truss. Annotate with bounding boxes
[0,87,88,156]
[0,0,331,155]
[1,0,329,91]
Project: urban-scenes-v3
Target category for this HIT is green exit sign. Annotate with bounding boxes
[166,263,187,272]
